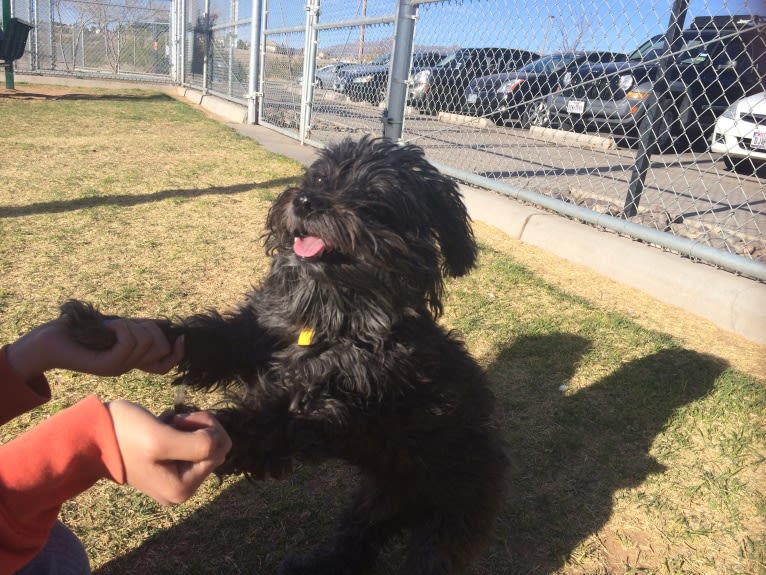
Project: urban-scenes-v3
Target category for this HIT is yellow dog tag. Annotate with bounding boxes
[298,327,315,346]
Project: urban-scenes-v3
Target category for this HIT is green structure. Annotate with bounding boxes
[2,0,14,88]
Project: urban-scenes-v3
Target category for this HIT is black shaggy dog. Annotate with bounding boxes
[63,136,509,574]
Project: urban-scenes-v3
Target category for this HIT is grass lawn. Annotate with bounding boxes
[1,83,764,575]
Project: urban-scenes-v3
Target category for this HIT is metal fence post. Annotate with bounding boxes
[202,0,210,91]
[30,0,38,70]
[48,0,54,69]
[623,0,689,218]
[246,0,263,124]
[383,0,417,143]
[299,0,319,144]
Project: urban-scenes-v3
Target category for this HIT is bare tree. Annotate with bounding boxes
[553,9,592,52]
[63,0,165,73]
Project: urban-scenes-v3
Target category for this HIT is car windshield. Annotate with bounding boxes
[521,53,577,75]
[628,32,713,65]
[435,52,461,67]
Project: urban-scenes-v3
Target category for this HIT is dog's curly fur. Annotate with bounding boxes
[62,136,509,574]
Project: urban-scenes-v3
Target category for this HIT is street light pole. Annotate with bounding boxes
[542,14,555,55]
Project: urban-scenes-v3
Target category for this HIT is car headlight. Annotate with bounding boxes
[617,74,634,92]
[353,75,374,84]
[625,87,651,100]
[720,103,738,120]
[497,79,525,94]
[561,72,573,87]
[413,69,431,85]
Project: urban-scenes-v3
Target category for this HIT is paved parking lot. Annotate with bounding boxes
[264,84,765,260]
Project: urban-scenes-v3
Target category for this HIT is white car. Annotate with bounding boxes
[710,91,766,170]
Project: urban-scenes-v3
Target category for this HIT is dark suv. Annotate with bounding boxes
[546,15,766,149]
[463,51,625,127]
[409,47,538,113]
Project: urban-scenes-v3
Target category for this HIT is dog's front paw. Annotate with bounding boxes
[60,299,180,352]
[59,299,118,351]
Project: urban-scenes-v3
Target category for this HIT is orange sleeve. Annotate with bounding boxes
[0,395,126,573]
[0,346,51,426]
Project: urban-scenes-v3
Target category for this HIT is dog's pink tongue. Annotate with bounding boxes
[294,236,326,258]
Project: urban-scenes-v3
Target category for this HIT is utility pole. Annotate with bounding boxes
[357,0,366,62]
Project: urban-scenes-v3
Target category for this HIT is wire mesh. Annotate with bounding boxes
[260,28,304,130]
[11,0,172,78]
[299,0,766,269]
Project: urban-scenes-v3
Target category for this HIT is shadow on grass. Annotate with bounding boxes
[94,334,726,574]
[0,178,299,219]
[489,333,726,573]
[0,92,174,102]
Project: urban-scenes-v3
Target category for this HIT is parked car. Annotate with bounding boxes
[463,51,626,127]
[710,91,766,171]
[409,47,539,113]
[296,62,353,89]
[333,53,392,94]
[315,62,352,89]
[546,15,766,151]
[343,51,444,105]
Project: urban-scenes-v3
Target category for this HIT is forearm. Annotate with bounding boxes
[0,395,124,571]
[175,306,277,390]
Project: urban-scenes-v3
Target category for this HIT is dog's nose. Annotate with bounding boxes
[294,193,312,214]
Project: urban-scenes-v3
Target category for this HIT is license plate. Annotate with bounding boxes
[567,100,585,114]
[466,93,477,104]
[752,131,766,150]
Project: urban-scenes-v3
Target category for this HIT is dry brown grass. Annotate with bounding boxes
[2,83,764,575]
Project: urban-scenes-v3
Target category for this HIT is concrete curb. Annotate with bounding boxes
[459,185,766,344]
[529,125,618,150]
[177,87,248,123]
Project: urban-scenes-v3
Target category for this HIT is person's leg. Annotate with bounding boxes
[14,521,90,575]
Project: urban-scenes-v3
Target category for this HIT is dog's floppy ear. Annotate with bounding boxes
[420,163,478,278]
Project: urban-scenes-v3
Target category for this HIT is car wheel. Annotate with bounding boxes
[490,111,509,126]
[522,101,551,129]
[560,118,575,132]
[370,86,385,106]
[727,156,758,174]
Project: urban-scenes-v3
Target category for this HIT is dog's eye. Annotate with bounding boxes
[315,176,323,185]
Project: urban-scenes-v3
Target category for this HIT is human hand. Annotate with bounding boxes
[107,400,232,505]
[6,317,184,381]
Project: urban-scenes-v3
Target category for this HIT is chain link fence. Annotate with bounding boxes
[8,0,172,79]
[6,0,766,280]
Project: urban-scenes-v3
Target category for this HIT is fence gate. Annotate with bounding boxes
[259,0,397,144]
[11,0,172,80]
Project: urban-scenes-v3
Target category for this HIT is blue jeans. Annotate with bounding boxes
[14,521,90,575]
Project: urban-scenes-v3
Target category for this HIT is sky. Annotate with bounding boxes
[221,0,764,54]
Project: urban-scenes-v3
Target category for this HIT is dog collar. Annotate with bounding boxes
[298,327,315,346]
